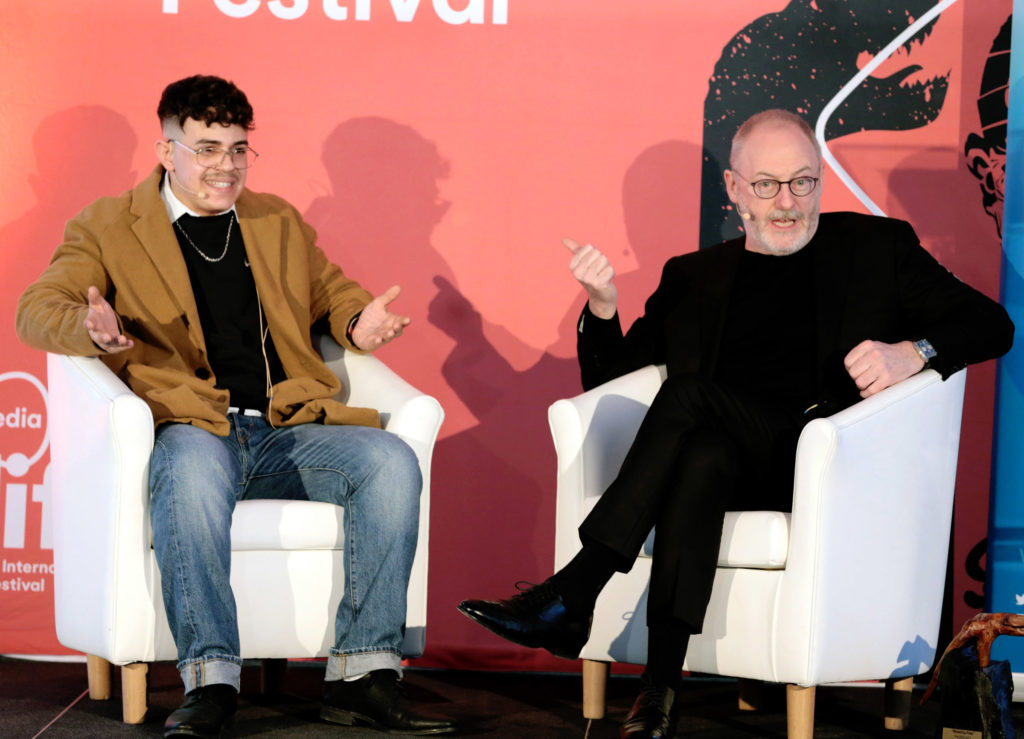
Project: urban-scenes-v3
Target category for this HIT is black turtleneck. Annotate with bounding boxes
[713,244,817,412]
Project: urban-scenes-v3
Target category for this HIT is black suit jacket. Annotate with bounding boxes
[578,212,1014,411]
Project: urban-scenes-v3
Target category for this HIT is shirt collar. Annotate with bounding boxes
[160,170,236,222]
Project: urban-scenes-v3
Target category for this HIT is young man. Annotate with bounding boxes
[459,109,1014,739]
[17,75,456,737]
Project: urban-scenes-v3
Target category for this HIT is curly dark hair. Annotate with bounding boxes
[157,75,254,131]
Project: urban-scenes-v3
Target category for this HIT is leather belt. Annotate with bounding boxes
[227,407,264,417]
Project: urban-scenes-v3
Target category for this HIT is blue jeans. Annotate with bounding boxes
[148,414,421,692]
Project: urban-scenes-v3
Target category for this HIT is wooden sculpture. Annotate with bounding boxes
[922,612,1024,704]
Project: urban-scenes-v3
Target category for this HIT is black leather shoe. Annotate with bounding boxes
[164,684,237,738]
[619,675,677,739]
[457,580,591,659]
[320,670,458,735]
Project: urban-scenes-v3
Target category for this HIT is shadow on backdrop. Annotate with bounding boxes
[306,120,711,669]
[426,138,703,669]
[306,118,575,666]
[0,105,137,654]
[1,105,138,366]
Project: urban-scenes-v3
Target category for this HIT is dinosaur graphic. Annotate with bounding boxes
[700,0,951,248]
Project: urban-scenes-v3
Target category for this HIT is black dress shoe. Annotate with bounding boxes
[164,684,237,738]
[619,675,677,739]
[320,669,458,735]
[457,580,592,659]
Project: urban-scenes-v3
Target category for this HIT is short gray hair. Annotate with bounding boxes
[729,109,821,169]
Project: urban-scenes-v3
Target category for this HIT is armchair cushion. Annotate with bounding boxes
[639,511,790,569]
[229,500,345,551]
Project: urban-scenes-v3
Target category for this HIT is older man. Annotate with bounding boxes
[460,109,1013,739]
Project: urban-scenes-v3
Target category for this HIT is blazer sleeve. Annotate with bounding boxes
[16,201,120,357]
[891,219,1013,378]
[577,256,688,390]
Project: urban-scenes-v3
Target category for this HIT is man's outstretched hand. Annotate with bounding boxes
[84,286,134,354]
[351,285,411,350]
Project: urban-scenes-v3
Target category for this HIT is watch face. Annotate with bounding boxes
[915,340,937,361]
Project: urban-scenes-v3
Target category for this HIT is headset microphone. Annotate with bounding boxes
[171,170,208,200]
[741,212,751,220]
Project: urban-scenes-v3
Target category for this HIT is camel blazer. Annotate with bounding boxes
[578,212,1014,411]
[17,165,379,434]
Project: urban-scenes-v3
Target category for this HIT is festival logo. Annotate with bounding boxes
[0,371,50,555]
[161,0,510,24]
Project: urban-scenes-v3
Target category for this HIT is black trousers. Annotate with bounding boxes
[578,373,809,632]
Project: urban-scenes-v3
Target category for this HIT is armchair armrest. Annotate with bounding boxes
[46,353,156,658]
[315,334,444,455]
[548,365,667,568]
[777,368,967,684]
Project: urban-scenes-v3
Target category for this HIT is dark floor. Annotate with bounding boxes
[4,656,1023,738]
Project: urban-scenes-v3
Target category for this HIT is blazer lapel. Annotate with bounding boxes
[237,202,283,311]
[130,167,206,350]
[811,217,853,381]
[236,198,307,363]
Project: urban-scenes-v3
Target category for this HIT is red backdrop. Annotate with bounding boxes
[0,0,1011,671]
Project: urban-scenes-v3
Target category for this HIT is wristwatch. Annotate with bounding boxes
[913,339,937,368]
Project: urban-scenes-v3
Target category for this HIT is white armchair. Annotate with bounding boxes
[45,335,442,724]
[548,365,967,738]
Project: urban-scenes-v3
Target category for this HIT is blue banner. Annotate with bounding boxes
[987,6,1024,674]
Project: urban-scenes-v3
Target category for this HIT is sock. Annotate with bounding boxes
[645,618,692,689]
[188,682,237,697]
[188,682,238,713]
[549,541,624,616]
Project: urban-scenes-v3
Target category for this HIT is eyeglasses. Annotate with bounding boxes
[170,139,259,169]
[733,171,819,199]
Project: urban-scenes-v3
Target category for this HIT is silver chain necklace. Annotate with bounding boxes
[175,213,235,263]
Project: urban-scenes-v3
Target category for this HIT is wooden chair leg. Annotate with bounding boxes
[261,658,288,696]
[786,684,815,739]
[120,662,148,725]
[883,676,913,730]
[738,678,766,711]
[582,659,610,720]
[86,655,111,700]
